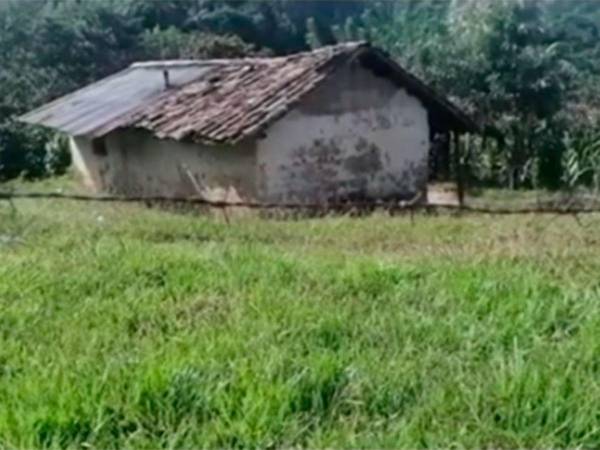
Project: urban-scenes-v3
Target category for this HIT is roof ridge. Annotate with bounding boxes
[129,42,370,69]
[131,60,246,68]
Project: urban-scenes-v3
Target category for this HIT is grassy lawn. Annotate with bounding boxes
[1,181,600,448]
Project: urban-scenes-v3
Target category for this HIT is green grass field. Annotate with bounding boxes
[1,182,600,448]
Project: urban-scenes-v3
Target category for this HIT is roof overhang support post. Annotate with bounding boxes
[453,132,465,207]
[163,69,170,89]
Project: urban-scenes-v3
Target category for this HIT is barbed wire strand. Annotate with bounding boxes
[2,190,600,215]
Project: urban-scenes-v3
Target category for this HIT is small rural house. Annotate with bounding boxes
[21,42,476,205]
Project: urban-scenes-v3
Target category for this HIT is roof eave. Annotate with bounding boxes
[359,47,479,134]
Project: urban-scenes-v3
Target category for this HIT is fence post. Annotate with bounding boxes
[453,132,465,207]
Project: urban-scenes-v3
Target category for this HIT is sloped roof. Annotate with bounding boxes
[19,63,213,138]
[20,42,477,143]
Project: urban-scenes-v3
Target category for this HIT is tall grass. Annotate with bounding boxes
[0,195,599,448]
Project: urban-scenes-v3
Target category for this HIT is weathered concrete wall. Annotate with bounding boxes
[70,130,257,201]
[256,61,430,203]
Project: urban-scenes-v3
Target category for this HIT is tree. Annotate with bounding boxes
[140,27,255,60]
[343,0,575,188]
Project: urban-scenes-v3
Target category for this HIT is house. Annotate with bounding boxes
[20,42,476,205]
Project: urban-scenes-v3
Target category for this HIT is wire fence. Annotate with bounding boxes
[2,189,600,216]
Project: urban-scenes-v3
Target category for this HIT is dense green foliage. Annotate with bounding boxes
[1,180,600,448]
[334,0,600,188]
[3,0,600,188]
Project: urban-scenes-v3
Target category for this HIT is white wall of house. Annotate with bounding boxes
[256,61,430,203]
[70,130,257,202]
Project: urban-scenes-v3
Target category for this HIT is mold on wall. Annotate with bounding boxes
[69,130,257,201]
[256,59,430,203]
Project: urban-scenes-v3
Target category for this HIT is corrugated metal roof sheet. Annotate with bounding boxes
[19,64,213,137]
[20,42,477,142]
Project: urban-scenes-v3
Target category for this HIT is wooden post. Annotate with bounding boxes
[453,132,465,207]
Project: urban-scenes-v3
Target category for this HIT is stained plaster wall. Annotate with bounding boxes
[70,130,257,202]
[256,60,430,203]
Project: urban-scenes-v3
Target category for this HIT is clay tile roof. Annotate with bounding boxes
[20,42,477,143]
